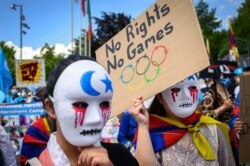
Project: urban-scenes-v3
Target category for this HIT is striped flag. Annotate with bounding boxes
[79,0,92,56]
[87,0,92,41]
[228,20,239,64]
[206,38,210,57]
[81,0,85,16]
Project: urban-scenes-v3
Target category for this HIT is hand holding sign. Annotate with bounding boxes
[96,0,210,117]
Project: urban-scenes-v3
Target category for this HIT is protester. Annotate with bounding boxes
[0,90,5,103]
[25,54,154,166]
[10,127,20,140]
[19,115,29,126]
[0,125,17,166]
[232,67,243,100]
[228,67,250,135]
[130,74,235,165]
[20,87,56,166]
[219,64,235,98]
[0,116,8,127]
[199,74,233,123]
[228,67,250,166]
[101,116,120,143]
[5,85,25,104]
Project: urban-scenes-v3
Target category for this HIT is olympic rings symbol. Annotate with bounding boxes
[135,55,150,75]
[119,45,168,91]
[144,61,160,83]
[151,45,168,66]
[120,64,134,84]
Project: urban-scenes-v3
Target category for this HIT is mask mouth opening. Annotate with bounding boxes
[178,102,193,108]
[80,128,102,136]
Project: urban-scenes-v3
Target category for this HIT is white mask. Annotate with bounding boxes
[53,60,113,146]
[161,75,199,118]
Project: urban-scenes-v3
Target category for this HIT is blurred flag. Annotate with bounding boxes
[228,20,240,64]
[79,0,92,56]
[87,0,92,41]
[86,0,92,56]
[0,48,13,95]
[206,38,210,57]
[81,0,85,16]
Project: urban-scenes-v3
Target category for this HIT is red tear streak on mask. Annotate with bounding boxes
[171,91,179,102]
[101,107,110,124]
[73,106,87,128]
[190,88,198,103]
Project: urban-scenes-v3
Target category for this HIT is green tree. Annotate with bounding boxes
[195,0,227,60]
[94,12,131,45]
[218,37,249,59]
[210,30,228,60]
[92,12,131,58]
[74,12,131,58]
[233,0,250,43]
[195,0,222,38]
[232,0,250,55]
[0,41,16,83]
[33,43,65,80]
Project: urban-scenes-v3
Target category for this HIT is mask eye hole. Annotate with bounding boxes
[100,101,111,109]
[188,86,197,91]
[171,88,180,93]
[72,101,88,109]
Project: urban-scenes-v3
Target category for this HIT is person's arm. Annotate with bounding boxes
[77,146,113,166]
[129,96,156,166]
[0,125,17,166]
[213,99,233,117]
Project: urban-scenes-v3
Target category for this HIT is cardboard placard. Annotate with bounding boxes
[239,74,250,163]
[15,59,46,87]
[96,0,210,117]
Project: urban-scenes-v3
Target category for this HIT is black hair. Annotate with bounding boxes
[243,66,250,72]
[35,87,48,105]
[9,84,16,89]
[148,95,167,116]
[46,54,95,97]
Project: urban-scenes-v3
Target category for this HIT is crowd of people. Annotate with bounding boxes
[118,64,250,166]
[0,84,47,162]
[0,53,249,166]
[0,84,40,105]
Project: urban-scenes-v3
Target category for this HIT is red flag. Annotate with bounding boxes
[229,23,236,48]
[81,0,85,15]
[87,0,92,40]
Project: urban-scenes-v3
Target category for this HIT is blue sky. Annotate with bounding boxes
[0,0,244,59]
